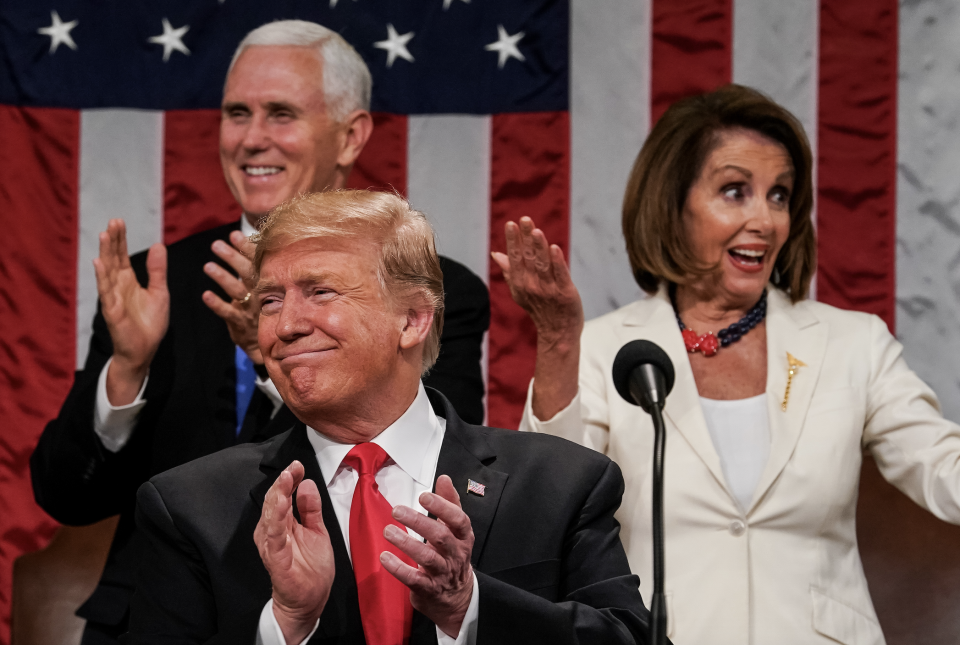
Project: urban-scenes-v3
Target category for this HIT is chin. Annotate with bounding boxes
[722,273,770,302]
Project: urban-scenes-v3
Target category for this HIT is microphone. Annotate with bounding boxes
[612,340,676,413]
[612,340,675,645]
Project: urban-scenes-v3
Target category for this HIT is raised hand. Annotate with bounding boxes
[202,230,262,364]
[491,217,584,346]
[255,460,335,645]
[492,217,583,420]
[92,219,169,406]
[381,475,475,638]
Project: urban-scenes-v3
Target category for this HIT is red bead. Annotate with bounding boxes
[698,332,719,357]
[682,329,700,353]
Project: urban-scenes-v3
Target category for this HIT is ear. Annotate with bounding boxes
[398,305,434,351]
[336,109,374,169]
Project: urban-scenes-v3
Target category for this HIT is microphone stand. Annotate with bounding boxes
[628,365,668,645]
[649,401,667,645]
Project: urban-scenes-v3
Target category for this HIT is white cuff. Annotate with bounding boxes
[257,599,319,645]
[256,373,285,417]
[93,357,148,453]
[518,378,583,439]
[437,572,479,645]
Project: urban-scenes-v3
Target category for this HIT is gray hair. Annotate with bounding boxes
[227,20,372,122]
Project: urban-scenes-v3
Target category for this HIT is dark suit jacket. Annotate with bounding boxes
[30,220,490,632]
[126,389,652,645]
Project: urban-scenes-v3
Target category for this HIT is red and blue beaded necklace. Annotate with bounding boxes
[670,286,767,357]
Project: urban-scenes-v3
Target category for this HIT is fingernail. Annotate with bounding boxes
[384,525,398,539]
[213,240,226,251]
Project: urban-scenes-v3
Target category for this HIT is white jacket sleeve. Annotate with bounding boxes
[863,314,960,522]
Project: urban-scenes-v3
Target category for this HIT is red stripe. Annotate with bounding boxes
[487,111,570,430]
[0,105,79,641]
[650,0,732,124]
[163,110,242,245]
[347,112,408,195]
[816,0,898,331]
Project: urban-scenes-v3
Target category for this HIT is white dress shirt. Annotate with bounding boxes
[699,394,770,512]
[257,383,480,645]
[92,216,283,452]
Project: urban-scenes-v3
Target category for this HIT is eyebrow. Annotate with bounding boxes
[221,100,301,115]
[254,271,339,295]
[712,164,795,183]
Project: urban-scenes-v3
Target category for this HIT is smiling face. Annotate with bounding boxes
[257,236,424,435]
[682,127,794,308]
[220,46,347,219]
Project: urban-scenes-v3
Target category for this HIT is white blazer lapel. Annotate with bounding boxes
[748,289,828,514]
[625,289,731,495]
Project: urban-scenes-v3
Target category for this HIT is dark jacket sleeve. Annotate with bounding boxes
[476,460,656,645]
[124,481,219,644]
[30,255,167,526]
[423,257,490,425]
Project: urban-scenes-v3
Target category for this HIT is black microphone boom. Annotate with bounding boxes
[612,340,675,645]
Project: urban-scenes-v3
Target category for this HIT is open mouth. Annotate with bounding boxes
[243,165,282,177]
[728,247,766,272]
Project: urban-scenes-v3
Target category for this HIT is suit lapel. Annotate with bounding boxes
[626,290,731,494]
[747,290,828,514]
[250,423,363,641]
[428,389,507,567]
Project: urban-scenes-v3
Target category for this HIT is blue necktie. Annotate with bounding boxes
[235,346,256,436]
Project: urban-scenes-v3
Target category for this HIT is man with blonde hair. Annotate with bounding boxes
[32,22,488,645]
[126,190,653,645]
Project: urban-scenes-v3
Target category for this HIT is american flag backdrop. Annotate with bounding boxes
[1,0,959,640]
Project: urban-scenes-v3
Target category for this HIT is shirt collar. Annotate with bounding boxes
[306,382,442,488]
[240,215,257,238]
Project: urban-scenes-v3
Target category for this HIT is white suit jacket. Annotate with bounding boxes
[522,286,960,645]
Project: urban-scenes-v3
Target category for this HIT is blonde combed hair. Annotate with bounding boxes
[252,190,444,373]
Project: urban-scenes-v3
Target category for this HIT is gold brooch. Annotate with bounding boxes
[781,352,806,411]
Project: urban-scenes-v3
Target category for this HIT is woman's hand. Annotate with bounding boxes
[491,217,584,345]
[492,217,584,421]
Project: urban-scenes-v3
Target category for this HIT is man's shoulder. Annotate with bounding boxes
[461,421,614,480]
[438,255,488,299]
[145,429,285,504]
[129,220,240,268]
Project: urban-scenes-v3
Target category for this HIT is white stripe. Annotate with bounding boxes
[896,3,960,423]
[77,109,164,368]
[407,115,491,283]
[732,0,820,298]
[569,0,649,319]
[732,0,819,147]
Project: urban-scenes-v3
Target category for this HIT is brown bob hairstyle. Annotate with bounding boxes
[622,83,816,302]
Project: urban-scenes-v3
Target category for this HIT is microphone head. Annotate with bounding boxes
[612,340,676,406]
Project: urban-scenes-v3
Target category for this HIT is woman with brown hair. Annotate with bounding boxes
[493,84,960,645]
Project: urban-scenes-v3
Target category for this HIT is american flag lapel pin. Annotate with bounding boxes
[467,479,486,496]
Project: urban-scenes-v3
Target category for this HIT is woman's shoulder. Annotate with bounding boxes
[774,290,892,346]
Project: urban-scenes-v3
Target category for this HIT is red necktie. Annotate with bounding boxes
[342,443,416,645]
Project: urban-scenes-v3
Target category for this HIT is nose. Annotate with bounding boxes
[241,112,270,153]
[274,294,312,342]
[746,197,776,236]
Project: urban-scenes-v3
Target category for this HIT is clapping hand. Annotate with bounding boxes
[202,230,262,364]
[255,460,335,645]
[381,475,475,638]
[92,219,169,406]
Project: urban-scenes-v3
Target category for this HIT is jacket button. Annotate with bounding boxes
[729,520,746,537]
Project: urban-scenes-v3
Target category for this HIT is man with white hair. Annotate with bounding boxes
[126,190,653,645]
[31,21,489,645]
